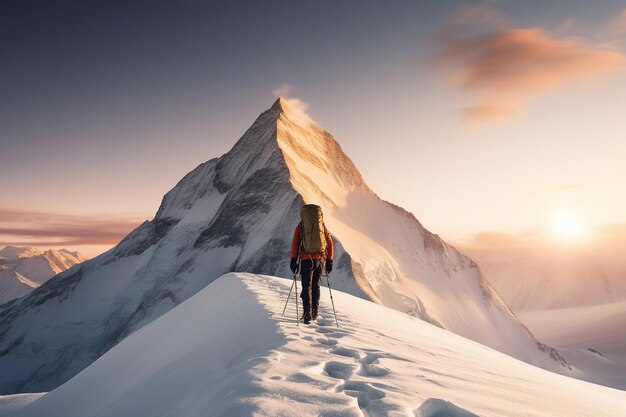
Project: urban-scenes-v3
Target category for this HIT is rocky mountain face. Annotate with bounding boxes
[0,98,570,395]
[0,246,85,304]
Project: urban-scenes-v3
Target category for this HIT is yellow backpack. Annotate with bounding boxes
[300,204,327,254]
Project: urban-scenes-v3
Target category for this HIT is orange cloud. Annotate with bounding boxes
[460,100,519,125]
[0,207,143,247]
[438,5,626,126]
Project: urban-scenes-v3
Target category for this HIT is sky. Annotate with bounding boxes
[1,0,626,258]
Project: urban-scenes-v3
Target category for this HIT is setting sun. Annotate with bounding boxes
[553,213,583,240]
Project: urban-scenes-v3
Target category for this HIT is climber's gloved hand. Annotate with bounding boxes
[325,259,333,273]
[290,258,299,274]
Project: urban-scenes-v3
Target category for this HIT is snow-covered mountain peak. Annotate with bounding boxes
[0,246,42,259]
[271,96,313,125]
[0,98,574,395]
[270,96,289,111]
[130,99,567,367]
[276,103,371,206]
[154,97,369,222]
[0,247,86,304]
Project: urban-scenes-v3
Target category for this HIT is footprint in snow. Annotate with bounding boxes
[315,326,335,333]
[413,398,479,417]
[321,357,387,413]
[326,331,348,339]
[323,361,357,379]
[356,362,390,377]
[328,346,361,359]
[316,318,335,327]
[317,337,339,346]
[338,380,386,409]
[350,353,391,378]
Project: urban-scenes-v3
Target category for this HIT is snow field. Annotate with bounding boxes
[248,274,626,417]
[5,273,626,417]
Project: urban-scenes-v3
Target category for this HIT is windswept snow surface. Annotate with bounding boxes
[520,301,626,390]
[0,267,38,304]
[4,273,625,417]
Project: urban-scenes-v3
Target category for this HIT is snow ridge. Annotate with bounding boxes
[5,273,625,417]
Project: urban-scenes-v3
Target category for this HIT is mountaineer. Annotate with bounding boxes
[290,204,334,324]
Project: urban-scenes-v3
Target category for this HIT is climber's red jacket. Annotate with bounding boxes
[290,223,334,260]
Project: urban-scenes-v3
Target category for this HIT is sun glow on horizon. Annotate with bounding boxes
[552,212,584,241]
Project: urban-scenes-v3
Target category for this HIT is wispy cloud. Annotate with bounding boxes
[605,8,626,37]
[0,207,144,247]
[554,18,576,35]
[437,2,626,127]
[446,0,508,31]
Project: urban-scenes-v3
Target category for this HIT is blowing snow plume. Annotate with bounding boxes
[0,97,571,395]
[271,85,315,128]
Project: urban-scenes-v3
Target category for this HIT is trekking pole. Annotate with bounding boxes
[294,273,299,326]
[325,274,340,328]
[282,278,295,316]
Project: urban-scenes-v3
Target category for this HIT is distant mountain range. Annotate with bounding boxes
[0,246,86,304]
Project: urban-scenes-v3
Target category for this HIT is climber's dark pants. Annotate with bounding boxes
[300,259,322,316]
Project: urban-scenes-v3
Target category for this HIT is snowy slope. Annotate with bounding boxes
[0,98,567,395]
[0,246,85,304]
[520,301,626,390]
[0,394,43,416]
[3,273,625,417]
[0,267,39,305]
[273,99,562,367]
[461,244,626,312]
